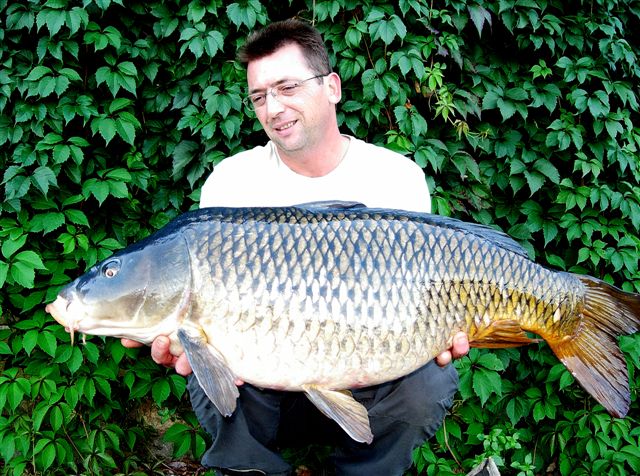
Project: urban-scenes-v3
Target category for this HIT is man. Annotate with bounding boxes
[124,19,469,475]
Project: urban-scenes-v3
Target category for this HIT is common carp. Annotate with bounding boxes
[45,204,640,443]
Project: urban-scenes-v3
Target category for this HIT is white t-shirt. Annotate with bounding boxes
[199,136,431,213]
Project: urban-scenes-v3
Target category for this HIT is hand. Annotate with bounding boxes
[121,337,245,385]
[121,336,193,376]
[435,332,469,367]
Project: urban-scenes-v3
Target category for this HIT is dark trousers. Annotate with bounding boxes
[188,360,458,476]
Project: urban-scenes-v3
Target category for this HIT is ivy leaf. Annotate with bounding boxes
[226,2,260,29]
[205,30,225,57]
[40,9,66,36]
[468,4,492,37]
[83,178,110,205]
[66,7,88,34]
[476,352,505,371]
[49,406,63,432]
[23,329,39,355]
[152,380,171,405]
[497,98,516,120]
[533,158,560,184]
[587,90,610,117]
[163,422,189,442]
[410,110,428,137]
[104,168,132,181]
[32,166,58,196]
[472,368,502,405]
[67,347,84,374]
[221,116,241,140]
[118,61,137,77]
[55,75,71,96]
[115,118,136,145]
[0,261,8,287]
[25,65,52,81]
[14,250,47,270]
[169,374,187,398]
[108,180,129,198]
[172,140,198,179]
[95,117,117,145]
[38,76,57,97]
[494,130,522,158]
[64,209,89,226]
[506,395,529,425]
[38,331,57,357]
[605,118,623,139]
[2,234,27,259]
[10,261,36,288]
[53,144,71,163]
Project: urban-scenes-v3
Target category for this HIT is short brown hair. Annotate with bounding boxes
[237,19,332,76]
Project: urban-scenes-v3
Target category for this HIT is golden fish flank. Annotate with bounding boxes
[45,204,640,444]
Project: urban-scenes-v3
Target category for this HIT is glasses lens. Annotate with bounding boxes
[242,96,254,110]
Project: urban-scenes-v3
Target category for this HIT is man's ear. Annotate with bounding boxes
[326,72,342,104]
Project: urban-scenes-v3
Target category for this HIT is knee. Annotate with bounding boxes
[408,362,458,437]
[367,362,458,438]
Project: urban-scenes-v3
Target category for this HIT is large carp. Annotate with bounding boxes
[46,204,640,443]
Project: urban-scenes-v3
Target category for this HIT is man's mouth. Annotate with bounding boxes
[275,120,296,131]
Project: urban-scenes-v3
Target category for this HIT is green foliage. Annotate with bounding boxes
[1,0,639,474]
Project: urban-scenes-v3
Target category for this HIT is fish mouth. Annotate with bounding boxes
[46,295,81,344]
[45,294,137,344]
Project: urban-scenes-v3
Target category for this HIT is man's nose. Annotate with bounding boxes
[264,92,285,115]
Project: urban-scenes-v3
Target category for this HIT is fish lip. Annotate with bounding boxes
[46,295,81,343]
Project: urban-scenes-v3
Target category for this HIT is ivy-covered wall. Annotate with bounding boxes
[1,0,639,474]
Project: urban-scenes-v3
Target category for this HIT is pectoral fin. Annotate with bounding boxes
[177,327,239,417]
[302,384,373,444]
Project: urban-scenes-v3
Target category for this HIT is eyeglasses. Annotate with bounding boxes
[242,74,329,110]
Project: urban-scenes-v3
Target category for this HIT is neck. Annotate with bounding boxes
[278,132,349,178]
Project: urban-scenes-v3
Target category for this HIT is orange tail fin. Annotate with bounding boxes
[547,276,640,417]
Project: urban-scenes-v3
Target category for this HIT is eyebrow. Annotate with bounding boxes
[248,78,298,95]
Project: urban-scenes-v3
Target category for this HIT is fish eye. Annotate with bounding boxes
[101,259,120,278]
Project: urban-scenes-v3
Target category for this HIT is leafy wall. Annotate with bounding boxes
[1,0,639,474]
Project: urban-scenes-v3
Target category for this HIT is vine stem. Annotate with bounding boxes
[443,415,462,468]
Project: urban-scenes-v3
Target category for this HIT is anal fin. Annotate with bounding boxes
[177,327,239,417]
[302,384,373,444]
[470,319,539,348]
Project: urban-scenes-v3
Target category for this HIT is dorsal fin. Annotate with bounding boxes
[294,200,367,210]
[415,213,530,259]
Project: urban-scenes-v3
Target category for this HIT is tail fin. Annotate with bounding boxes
[547,276,640,418]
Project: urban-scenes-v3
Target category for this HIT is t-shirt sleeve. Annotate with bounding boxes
[398,160,431,213]
[199,146,268,208]
[200,162,235,208]
[351,139,432,213]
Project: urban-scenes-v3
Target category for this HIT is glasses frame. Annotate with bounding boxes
[242,74,330,111]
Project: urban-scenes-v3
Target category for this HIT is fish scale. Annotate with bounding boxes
[191,210,546,386]
[46,204,640,444]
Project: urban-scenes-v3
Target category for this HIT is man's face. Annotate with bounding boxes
[246,43,340,154]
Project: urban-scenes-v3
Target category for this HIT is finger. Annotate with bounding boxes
[150,336,175,366]
[174,353,193,376]
[121,338,144,348]
[435,350,452,367]
[451,332,470,359]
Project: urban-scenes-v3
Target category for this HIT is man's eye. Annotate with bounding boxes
[278,83,300,95]
[251,94,266,105]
